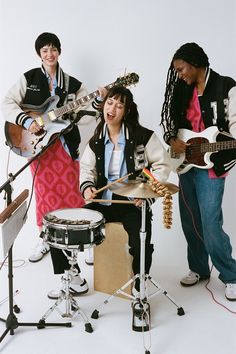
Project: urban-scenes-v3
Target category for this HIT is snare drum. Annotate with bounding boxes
[43,208,105,250]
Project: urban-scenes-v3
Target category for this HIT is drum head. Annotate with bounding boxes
[43,208,104,230]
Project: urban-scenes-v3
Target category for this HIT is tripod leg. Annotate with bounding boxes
[70,297,93,333]
[147,276,185,316]
[0,312,18,342]
[91,276,137,319]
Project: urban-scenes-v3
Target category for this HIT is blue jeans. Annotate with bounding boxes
[179,168,236,284]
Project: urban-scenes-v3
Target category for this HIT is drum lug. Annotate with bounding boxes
[90,229,94,243]
[65,227,69,245]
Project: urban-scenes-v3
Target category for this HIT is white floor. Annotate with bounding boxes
[1,216,236,354]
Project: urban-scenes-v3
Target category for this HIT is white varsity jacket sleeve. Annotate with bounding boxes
[80,144,98,194]
[1,75,28,125]
[146,133,172,182]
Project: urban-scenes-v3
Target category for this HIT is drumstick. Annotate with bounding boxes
[85,199,135,204]
[95,173,133,194]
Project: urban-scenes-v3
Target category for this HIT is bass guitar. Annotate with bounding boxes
[5,72,139,158]
[169,126,236,174]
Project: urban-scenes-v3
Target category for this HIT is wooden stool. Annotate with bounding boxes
[94,222,133,299]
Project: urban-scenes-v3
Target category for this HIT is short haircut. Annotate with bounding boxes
[35,32,61,55]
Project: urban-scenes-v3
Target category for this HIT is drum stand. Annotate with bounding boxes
[91,200,184,351]
[38,249,93,333]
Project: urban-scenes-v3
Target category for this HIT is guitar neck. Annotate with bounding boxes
[53,81,116,118]
[203,140,236,152]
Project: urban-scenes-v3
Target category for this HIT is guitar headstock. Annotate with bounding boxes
[115,72,139,88]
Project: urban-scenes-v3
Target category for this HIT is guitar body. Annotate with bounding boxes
[5,96,68,158]
[169,126,219,174]
[4,72,139,158]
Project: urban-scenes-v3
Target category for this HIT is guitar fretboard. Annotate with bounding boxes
[53,82,117,118]
[202,140,236,152]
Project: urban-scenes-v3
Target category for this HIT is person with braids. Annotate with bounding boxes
[80,86,171,299]
[160,42,236,300]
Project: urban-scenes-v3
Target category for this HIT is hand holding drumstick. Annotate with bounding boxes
[84,173,142,206]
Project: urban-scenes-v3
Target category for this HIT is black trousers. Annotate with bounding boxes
[50,195,154,276]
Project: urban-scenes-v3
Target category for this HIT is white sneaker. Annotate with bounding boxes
[47,274,89,299]
[225,283,236,301]
[29,239,50,263]
[180,271,209,287]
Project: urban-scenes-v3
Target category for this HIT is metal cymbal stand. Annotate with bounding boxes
[91,199,185,353]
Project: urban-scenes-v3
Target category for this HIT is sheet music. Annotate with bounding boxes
[0,201,27,259]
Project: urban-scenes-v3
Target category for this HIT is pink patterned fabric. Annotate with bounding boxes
[30,139,85,226]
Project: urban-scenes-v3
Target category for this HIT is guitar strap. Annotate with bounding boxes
[63,73,69,105]
[61,73,81,160]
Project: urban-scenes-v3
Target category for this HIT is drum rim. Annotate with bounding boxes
[43,208,104,230]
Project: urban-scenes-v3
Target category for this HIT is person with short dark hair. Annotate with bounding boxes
[161,42,236,300]
[2,32,90,298]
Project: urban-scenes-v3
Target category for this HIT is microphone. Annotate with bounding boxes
[73,110,100,124]
[78,110,100,117]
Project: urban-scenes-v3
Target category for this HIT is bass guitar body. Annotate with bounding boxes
[169,126,221,174]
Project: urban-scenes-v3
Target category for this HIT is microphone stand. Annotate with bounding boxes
[0,110,92,342]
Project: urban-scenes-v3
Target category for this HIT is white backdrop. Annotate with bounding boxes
[1,0,236,265]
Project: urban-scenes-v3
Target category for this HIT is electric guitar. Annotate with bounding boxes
[5,72,139,158]
[169,126,236,174]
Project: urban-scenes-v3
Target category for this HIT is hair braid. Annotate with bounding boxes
[160,66,178,142]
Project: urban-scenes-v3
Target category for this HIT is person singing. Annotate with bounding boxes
[80,85,172,297]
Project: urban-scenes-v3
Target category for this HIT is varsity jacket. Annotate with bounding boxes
[80,123,171,199]
[162,69,236,176]
[2,65,89,159]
